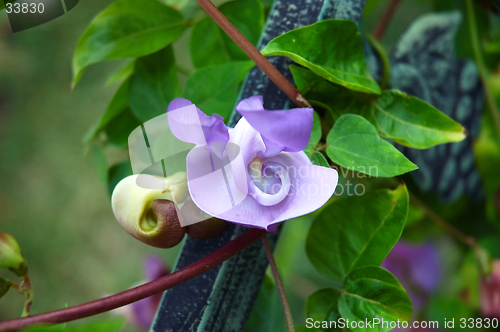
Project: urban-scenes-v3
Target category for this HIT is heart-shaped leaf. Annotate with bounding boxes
[262,20,381,94]
[326,115,417,177]
[305,288,341,322]
[73,0,187,87]
[291,66,466,149]
[306,185,408,280]
[338,266,413,332]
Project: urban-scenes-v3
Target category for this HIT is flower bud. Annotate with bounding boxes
[111,174,187,248]
[481,259,500,318]
[181,199,227,239]
[0,278,10,298]
[0,232,28,277]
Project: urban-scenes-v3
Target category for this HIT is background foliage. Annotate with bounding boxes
[1,0,500,331]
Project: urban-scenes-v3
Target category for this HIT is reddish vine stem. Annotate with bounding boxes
[0,229,267,332]
[195,0,311,108]
[262,236,294,332]
[372,0,403,40]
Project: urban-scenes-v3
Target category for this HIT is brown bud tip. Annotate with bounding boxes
[186,218,227,240]
[181,199,226,239]
[137,199,186,248]
[0,232,28,277]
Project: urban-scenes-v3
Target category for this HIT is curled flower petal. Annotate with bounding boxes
[236,95,314,157]
[167,98,229,155]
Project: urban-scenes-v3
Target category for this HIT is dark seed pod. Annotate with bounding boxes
[181,199,227,239]
[186,218,227,240]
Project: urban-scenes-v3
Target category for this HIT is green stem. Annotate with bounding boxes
[466,0,500,137]
[366,34,391,89]
[20,275,33,317]
[262,236,294,332]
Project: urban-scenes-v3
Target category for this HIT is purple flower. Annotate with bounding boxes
[382,241,441,312]
[114,256,169,329]
[167,95,338,231]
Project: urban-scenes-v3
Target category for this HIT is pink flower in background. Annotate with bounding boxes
[167,95,338,231]
[115,256,169,329]
[481,259,500,319]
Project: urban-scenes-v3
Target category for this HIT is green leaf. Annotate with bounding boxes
[130,46,180,122]
[190,17,231,68]
[326,115,417,177]
[218,0,264,60]
[344,91,466,149]
[245,275,287,332]
[190,0,264,68]
[291,66,466,149]
[0,1,15,11]
[309,151,329,167]
[183,61,254,119]
[106,60,135,86]
[107,162,133,197]
[262,20,381,94]
[0,278,10,299]
[306,184,409,280]
[104,109,141,147]
[84,78,131,144]
[72,0,187,87]
[306,288,341,322]
[305,111,322,152]
[305,111,328,166]
[20,317,125,331]
[0,232,28,277]
[338,266,413,332]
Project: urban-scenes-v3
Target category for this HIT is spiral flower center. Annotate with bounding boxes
[248,158,291,206]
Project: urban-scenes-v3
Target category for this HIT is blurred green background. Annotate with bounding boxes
[0,0,496,331]
[0,1,182,328]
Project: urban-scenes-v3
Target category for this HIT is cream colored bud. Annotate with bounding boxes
[111,174,188,248]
